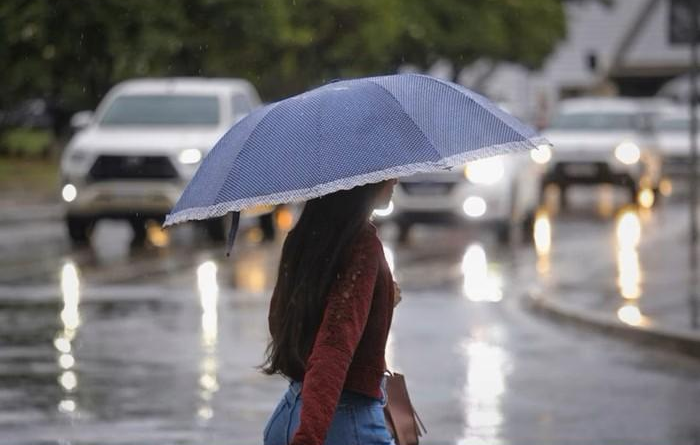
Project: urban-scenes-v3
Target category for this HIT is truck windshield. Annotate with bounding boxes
[656,118,690,132]
[549,112,639,131]
[99,95,220,126]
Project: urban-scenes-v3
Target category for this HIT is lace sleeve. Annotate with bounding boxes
[290,234,380,445]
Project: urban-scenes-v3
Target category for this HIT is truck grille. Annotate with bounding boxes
[88,155,178,181]
[400,181,455,196]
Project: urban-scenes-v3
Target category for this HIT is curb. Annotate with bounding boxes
[523,291,700,359]
[0,204,63,226]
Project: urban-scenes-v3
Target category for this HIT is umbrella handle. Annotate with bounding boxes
[225,212,241,257]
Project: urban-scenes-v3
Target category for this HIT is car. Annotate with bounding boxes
[60,77,271,245]
[539,97,663,207]
[653,106,700,179]
[372,151,543,244]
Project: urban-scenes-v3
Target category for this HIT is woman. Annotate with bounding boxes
[261,178,400,445]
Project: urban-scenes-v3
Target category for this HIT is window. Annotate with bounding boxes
[100,95,220,126]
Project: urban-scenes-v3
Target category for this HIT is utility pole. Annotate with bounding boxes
[690,0,699,269]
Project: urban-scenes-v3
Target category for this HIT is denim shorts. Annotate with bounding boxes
[263,376,395,445]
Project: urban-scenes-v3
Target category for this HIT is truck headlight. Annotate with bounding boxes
[530,144,552,164]
[464,157,504,185]
[463,196,487,217]
[62,184,77,202]
[614,142,640,165]
[178,148,203,165]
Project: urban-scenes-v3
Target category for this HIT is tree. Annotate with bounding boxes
[395,0,566,81]
[0,0,567,130]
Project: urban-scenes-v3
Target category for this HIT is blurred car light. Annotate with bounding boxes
[614,141,641,165]
[637,188,655,209]
[373,200,394,218]
[617,304,645,326]
[465,157,504,184]
[530,144,552,164]
[178,148,203,164]
[62,184,77,202]
[463,196,487,217]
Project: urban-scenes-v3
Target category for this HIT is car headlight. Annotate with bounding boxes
[178,148,203,165]
[464,157,504,185]
[530,144,552,164]
[614,142,640,165]
[62,184,77,202]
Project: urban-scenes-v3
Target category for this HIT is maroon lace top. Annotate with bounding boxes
[285,222,395,445]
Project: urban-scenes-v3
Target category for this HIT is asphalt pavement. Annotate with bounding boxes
[1,190,700,445]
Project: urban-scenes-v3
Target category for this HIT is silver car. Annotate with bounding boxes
[540,97,662,206]
[373,152,542,244]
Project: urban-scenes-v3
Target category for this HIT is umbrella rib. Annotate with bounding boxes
[211,101,284,207]
[418,74,533,140]
[367,80,444,164]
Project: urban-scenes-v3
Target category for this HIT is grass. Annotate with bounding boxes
[1,128,53,157]
[0,158,60,201]
[0,128,60,202]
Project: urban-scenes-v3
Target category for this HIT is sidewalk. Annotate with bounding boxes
[525,204,700,358]
[0,199,62,225]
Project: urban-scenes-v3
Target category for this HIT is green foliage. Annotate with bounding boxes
[396,0,566,71]
[0,0,566,115]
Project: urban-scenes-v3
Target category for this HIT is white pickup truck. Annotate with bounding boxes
[60,77,270,244]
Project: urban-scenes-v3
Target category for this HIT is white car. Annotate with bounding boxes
[373,153,543,244]
[540,97,662,206]
[60,77,267,244]
[653,106,699,179]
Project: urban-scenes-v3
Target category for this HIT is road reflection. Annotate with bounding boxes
[56,261,81,415]
[461,244,502,302]
[233,249,272,293]
[617,303,648,327]
[533,209,552,277]
[458,332,509,445]
[615,209,642,301]
[197,260,220,421]
[614,208,649,326]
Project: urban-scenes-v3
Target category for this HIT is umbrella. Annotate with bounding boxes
[163,73,550,253]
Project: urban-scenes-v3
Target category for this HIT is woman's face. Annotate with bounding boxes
[374,179,398,208]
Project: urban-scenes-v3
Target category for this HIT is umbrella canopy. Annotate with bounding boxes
[164,73,549,228]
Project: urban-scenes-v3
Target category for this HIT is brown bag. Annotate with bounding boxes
[383,371,427,445]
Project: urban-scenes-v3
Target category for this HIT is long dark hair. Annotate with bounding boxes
[260,181,386,380]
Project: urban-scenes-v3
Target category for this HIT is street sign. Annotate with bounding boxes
[670,0,700,44]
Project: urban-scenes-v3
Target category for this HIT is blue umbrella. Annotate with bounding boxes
[163,73,550,253]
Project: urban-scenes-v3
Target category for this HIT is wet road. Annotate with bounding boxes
[1,192,700,445]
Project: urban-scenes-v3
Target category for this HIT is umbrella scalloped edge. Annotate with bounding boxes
[163,136,550,227]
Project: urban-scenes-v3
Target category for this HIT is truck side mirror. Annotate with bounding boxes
[70,111,94,130]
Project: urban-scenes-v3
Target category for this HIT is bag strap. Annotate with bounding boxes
[384,369,427,437]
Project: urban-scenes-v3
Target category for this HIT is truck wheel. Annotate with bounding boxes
[558,185,569,210]
[205,217,226,242]
[495,221,511,245]
[129,218,148,246]
[259,213,276,242]
[66,216,95,245]
[521,211,535,244]
[397,221,412,244]
[628,183,639,205]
